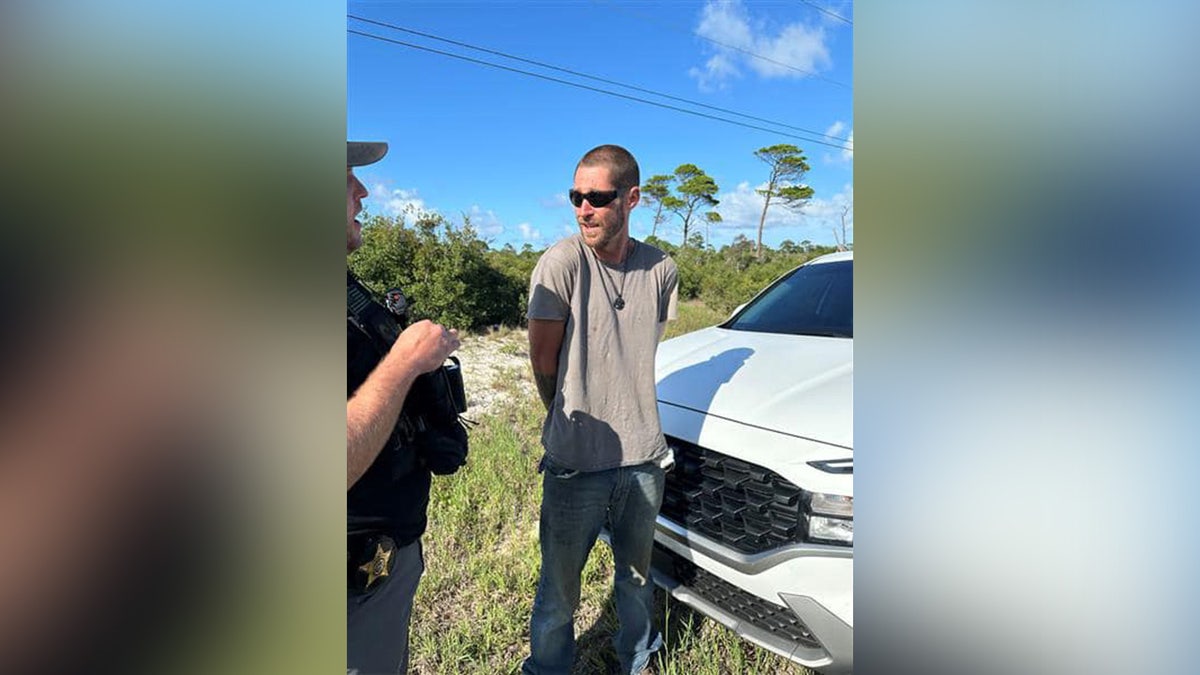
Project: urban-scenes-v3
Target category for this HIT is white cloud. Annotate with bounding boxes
[753,22,830,78]
[690,0,831,89]
[802,183,853,244]
[710,180,852,245]
[463,205,505,239]
[516,222,543,244]
[823,122,853,163]
[372,184,435,220]
[540,192,570,209]
[714,181,806,232]
[804,183,852,218]
[696,1,754,46]
[688,53,742,93]
[365,183,532,245]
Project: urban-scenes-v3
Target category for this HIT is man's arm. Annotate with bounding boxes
[656,267,679,343]
[347,320,459,489]
[528,318,566,411]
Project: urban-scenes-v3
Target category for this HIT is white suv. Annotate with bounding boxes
[652,251,853,674]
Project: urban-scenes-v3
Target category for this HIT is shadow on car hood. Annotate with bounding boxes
[655,327,853,448]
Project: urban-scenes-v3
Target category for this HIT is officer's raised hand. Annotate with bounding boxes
[390,319,460,374]
[347,318,460,489]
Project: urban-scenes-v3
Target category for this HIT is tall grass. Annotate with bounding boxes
[409,330,812,674]
[663,301,730,341]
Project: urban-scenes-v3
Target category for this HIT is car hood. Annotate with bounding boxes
[655,327,853,448]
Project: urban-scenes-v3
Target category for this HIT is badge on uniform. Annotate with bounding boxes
[350,534,397,592]
[360,543,392,588]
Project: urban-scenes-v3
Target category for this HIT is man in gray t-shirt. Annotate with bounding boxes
[521,145,677,675]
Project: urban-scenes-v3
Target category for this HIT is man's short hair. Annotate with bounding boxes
[577,144,640,192]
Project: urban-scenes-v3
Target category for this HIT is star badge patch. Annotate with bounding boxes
[358,542,392,589]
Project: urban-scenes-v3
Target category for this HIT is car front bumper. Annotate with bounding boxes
[650,517,853,674]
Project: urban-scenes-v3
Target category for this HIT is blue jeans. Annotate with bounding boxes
[522,459,666,675]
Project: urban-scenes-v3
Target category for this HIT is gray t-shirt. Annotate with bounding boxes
[527,234,679,472]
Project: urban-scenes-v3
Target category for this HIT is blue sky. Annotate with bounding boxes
[348,0,852,251]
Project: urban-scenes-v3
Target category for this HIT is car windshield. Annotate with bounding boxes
[725,259,852,337]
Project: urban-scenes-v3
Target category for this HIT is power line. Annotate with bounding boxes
[348,28,853,152]
[350,15,849,142]
[591,0,851,90]
[348,15,851,146]
[798,0,853,25]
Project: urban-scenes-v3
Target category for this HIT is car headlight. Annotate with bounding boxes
[808,515,853,545]
[810,492,852,518]
[806,492,853,545]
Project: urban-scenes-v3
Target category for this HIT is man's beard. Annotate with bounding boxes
[579,207,624,251]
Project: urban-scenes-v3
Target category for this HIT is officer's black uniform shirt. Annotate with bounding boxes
[347,275,431,547]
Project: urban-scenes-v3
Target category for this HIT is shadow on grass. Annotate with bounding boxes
[571,588,706,675]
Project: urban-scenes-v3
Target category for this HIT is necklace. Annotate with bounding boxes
[594,240,635,310]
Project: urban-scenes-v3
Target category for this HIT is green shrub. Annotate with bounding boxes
[349,212,526,330]
[350,213,840,329]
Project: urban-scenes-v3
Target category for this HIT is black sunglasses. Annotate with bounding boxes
[568,188,621,208]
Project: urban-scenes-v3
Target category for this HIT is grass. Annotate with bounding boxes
[663,301,730,341]
[409,344,813,675]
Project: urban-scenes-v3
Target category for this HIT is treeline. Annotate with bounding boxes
[348,212,839,331]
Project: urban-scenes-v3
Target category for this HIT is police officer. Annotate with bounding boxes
[346,140,460,674]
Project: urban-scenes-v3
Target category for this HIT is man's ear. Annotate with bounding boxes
[626,185,640,209]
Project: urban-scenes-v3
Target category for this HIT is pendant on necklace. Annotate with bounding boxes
[613,297,625,310]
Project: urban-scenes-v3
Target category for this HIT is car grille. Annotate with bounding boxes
[656,543,822,650]
[661,436,805,555]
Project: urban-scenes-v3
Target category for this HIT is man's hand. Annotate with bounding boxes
[347,319,460,489]
[388,319,460,374]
